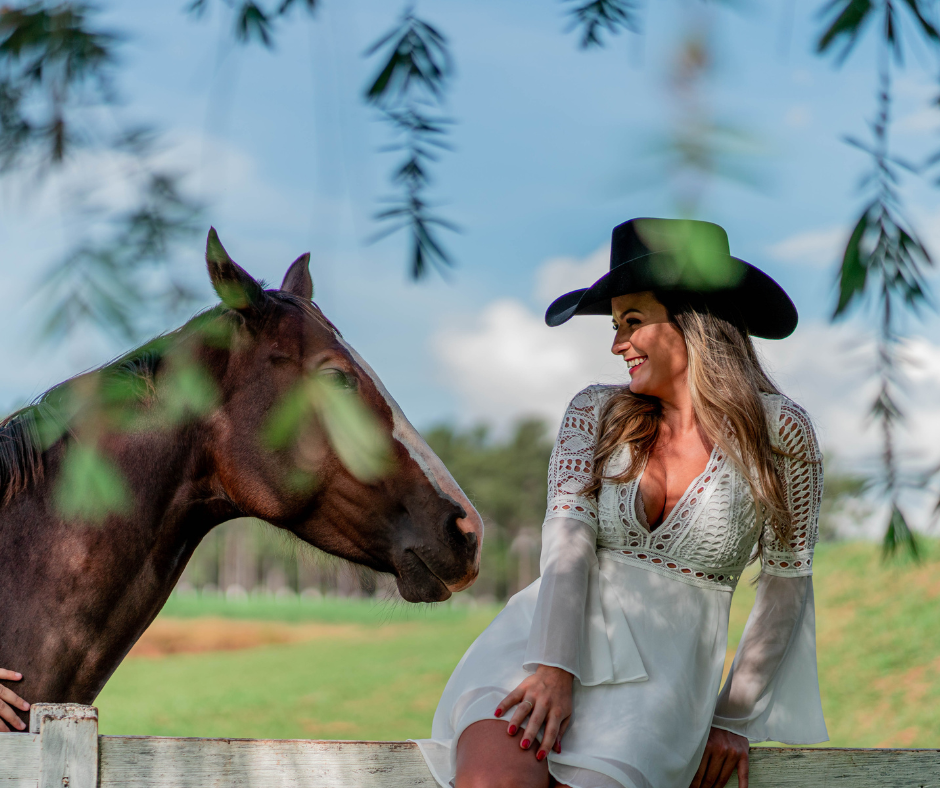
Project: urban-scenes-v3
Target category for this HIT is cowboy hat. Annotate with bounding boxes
[544,218,798,340]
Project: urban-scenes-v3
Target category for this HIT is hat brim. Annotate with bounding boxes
[544,253,797,340]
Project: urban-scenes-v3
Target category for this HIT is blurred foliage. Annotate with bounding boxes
[186,0,318,49]
[564,0,641,48]
[3,314,224,522]
[0,4,203,345]
[815,0,939,557]
[264,371,392,486]
[42,168,204,344]
[363,10,456,279]
[0,3,118,169]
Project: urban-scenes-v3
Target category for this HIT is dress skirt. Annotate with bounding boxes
[415,555,732,788]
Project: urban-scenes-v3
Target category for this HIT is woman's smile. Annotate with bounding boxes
[626,356,648,375]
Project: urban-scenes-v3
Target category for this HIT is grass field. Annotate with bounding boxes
[95,540,940,747]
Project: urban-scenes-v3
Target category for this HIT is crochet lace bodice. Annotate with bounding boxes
[546,385,823,592]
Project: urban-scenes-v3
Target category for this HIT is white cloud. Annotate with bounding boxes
[433,297,624,428]
[765,225,847,267]
[533,245,609,304]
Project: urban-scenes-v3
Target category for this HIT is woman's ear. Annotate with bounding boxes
[206,227,269,318]
[281,252,313,301]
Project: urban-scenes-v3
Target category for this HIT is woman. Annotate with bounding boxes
[415,217,827,788]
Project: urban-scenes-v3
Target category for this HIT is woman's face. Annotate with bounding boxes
[611,292,689,400]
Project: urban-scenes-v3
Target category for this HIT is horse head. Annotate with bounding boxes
[200,229,483,602]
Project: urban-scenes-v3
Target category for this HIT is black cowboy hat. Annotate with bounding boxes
[544,218,798,340]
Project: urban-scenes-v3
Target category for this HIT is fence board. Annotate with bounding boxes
[98,737,434,788]
[732,748,940,788]
[0,734,39,788]
[2,717,940,788]
[33,705,98,788]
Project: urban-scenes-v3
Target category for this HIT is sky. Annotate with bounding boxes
[1,0,939,532]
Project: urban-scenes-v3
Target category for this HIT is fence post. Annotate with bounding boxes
[29,703,98,788]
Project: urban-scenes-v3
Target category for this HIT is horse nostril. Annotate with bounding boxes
[454,510,483,564]
[455,509,484,542]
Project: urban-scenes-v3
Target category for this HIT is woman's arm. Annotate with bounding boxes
[693,399,826,786]
[495,388,605,760]
[496,515,597,760]
[712,399,826,743]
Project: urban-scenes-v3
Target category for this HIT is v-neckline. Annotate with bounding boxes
[630,443,721,534]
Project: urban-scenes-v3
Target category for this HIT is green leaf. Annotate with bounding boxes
[564,0,641,49]
[833,208,872,317]
[882,503,919,560]
[277,0,318,15]
[316,382,392,483]
[235,3,273,48]
[816,0,875,58]
[54,442,132,523]
[264,376,392,484]
[157,357,220,426]
[363,12,451,105]
[900,0,940,41]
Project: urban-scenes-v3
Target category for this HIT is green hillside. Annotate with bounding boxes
[96,540,940,747]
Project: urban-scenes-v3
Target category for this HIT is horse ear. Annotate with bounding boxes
[206,228,268,316]
[281,253,313,301]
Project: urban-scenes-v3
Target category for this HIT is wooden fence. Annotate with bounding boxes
[1,704,939,788]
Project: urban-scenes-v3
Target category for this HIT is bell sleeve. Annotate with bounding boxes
[711,398,828,744]
[523,387,647,686]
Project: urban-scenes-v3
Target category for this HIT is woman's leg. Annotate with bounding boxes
[455,719,571,788]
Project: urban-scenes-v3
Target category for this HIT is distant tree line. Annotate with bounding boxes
[177,419,868,602]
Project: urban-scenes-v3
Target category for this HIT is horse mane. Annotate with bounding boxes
[0,291,339,506]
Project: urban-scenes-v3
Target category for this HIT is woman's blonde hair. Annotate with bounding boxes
[581,292,794,545]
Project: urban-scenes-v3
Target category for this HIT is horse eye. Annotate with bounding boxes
[320,369,357,391]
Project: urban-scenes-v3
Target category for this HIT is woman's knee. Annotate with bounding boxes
[457,767,547,788]
[455,720,550,788]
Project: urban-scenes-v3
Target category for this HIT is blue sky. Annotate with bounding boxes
[2,0,940,519]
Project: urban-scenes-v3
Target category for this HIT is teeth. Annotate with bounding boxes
[627,357,646,369]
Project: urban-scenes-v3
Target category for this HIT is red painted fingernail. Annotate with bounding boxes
[508,725,517,735]
[494,708,503,717]
[554,740,561,753]
[537,750,546,761]
[521,739,531,749]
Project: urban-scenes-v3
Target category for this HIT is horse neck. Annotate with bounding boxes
[0,421,236,706]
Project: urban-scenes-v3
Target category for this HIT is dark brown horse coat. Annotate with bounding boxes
[0,230,483,723]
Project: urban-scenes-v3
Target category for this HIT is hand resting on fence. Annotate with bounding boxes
[0,668,30,731]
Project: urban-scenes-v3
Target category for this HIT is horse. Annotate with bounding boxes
[0,229,483,724]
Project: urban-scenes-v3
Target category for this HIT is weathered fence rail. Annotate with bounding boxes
[1,704,939,788]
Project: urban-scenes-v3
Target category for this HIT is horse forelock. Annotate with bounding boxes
[267,290,343,339]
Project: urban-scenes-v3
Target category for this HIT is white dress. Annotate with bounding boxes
[415,385,828,788]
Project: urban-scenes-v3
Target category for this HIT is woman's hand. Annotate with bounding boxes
[0,669,30,732]
[690,727,749,788]
[494,665,573,761]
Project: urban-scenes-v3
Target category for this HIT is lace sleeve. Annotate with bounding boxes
[545,387,602,532]
[760,398,823,577]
